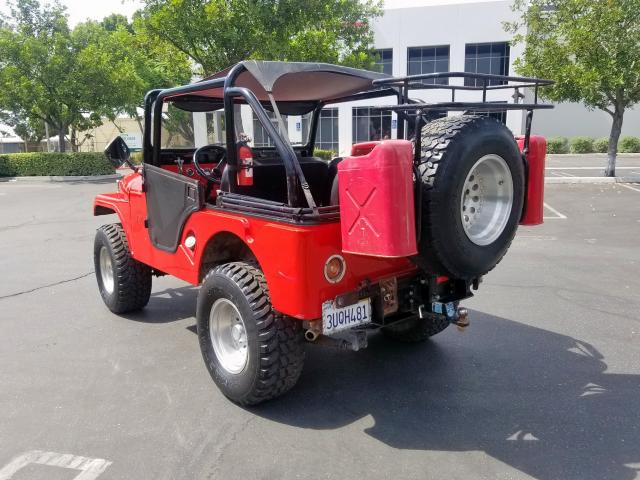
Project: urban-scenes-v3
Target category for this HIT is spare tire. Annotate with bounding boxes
[414,115,524,279]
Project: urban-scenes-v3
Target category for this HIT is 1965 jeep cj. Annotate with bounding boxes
[94,61,552,405]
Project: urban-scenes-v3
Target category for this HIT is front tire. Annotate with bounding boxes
[94,223,152,314]
[196,262,305,405]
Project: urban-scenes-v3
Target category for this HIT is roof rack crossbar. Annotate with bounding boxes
[373,71,554,88]
[374,103,554,112]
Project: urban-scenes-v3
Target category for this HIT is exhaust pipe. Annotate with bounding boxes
[305,329,320,342]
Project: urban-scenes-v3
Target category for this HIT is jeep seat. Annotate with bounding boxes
[220,156,331,206]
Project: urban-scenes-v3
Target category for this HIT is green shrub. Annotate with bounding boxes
[314,148,337,160]
[594,137,609,153]
[0,152,115,177]
[547,137,569,154]
[619,136,640,153]
[130,151,144,164]
[570,136,594,154]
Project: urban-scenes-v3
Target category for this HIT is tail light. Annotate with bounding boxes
[237,144,254,187]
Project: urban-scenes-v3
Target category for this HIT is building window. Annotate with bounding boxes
[373,49,393,75]
[407,46,450,85]
[464,42,510,86]
[352,107,392,143]
[252,112,289,147]
[471,101,507,124]
[316,108,339,153]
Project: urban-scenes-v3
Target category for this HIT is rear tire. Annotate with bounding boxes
[382,314,450,343]
[197,262,305,405]
[94,223,152,314]
[415,115,525,278]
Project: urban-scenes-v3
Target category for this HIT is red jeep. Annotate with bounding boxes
[94,61,552,405]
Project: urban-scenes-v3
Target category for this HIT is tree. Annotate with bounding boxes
[0,0,109,152]
[0,1,193,152]
[138,0,382,75]
[507,0,640,176]
[74,18,192,135]
[0,111,45,147]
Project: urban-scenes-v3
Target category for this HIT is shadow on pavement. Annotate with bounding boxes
[122,286,198,323]
[253,310,640,480]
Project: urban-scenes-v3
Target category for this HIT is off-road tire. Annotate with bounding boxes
[415,115,525,278]
[382,314,450,343]
[94,223,152,314]
[196,262,305,405]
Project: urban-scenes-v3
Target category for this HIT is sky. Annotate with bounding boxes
[0,0,144,26]
[54,0,144,26]
[1,0,489,26]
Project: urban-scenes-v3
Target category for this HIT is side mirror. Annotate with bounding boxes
[104,136,132,168]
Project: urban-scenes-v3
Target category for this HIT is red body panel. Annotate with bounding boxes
[94,172,416,320]
[338,141,418,258]
[516,135,547,226]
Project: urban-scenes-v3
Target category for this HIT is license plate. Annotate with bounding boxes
[322,298,372,334]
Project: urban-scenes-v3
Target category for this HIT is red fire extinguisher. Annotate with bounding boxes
[237,142,254,186]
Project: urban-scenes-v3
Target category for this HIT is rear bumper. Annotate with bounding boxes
[321,272,474,325]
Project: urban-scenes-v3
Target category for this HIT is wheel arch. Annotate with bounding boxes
[198,231,259,283]
[93,193,128,220]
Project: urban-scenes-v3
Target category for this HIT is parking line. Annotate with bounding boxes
[543,202,567,219]
[619,183,640,193]
[546,166,640,170]
[0,450,111,480]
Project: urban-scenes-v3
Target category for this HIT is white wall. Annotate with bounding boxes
[531,102,640,139]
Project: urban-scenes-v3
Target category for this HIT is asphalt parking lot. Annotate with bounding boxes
[1,178,639,480]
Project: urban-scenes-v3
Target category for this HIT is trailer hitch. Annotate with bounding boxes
[420,303,470,331]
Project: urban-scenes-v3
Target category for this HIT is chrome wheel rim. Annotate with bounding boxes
[209,298,248,374]
[460,154,514,246]
[99,246,115,294]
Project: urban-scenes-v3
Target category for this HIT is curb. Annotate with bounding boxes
[545,176,640,184]
[0,174,122,183]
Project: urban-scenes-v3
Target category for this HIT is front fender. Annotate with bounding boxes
[93,192,128,219]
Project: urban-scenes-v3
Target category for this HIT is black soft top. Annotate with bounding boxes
[167,60,392,115]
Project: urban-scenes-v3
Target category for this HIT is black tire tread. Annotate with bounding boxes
[203,262,304,405]
[96,223,152,313]
[417,115,519,278]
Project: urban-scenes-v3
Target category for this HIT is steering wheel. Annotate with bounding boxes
[192,145,227,183]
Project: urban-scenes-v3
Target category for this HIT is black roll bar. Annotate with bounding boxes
[151,77,226,165]
[143,89,161,164]
[225,86,303,208]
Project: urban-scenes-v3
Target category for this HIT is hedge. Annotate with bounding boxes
[570,136,594,154]
[594,138,609,153]
[546,136,640,154]
[0,152,115,177]
[314,148,337,160]
[547,137,570,154]
[620,136,640,153]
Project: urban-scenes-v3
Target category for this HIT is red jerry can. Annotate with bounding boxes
[516,135,547,225]
[337,140,417,258]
